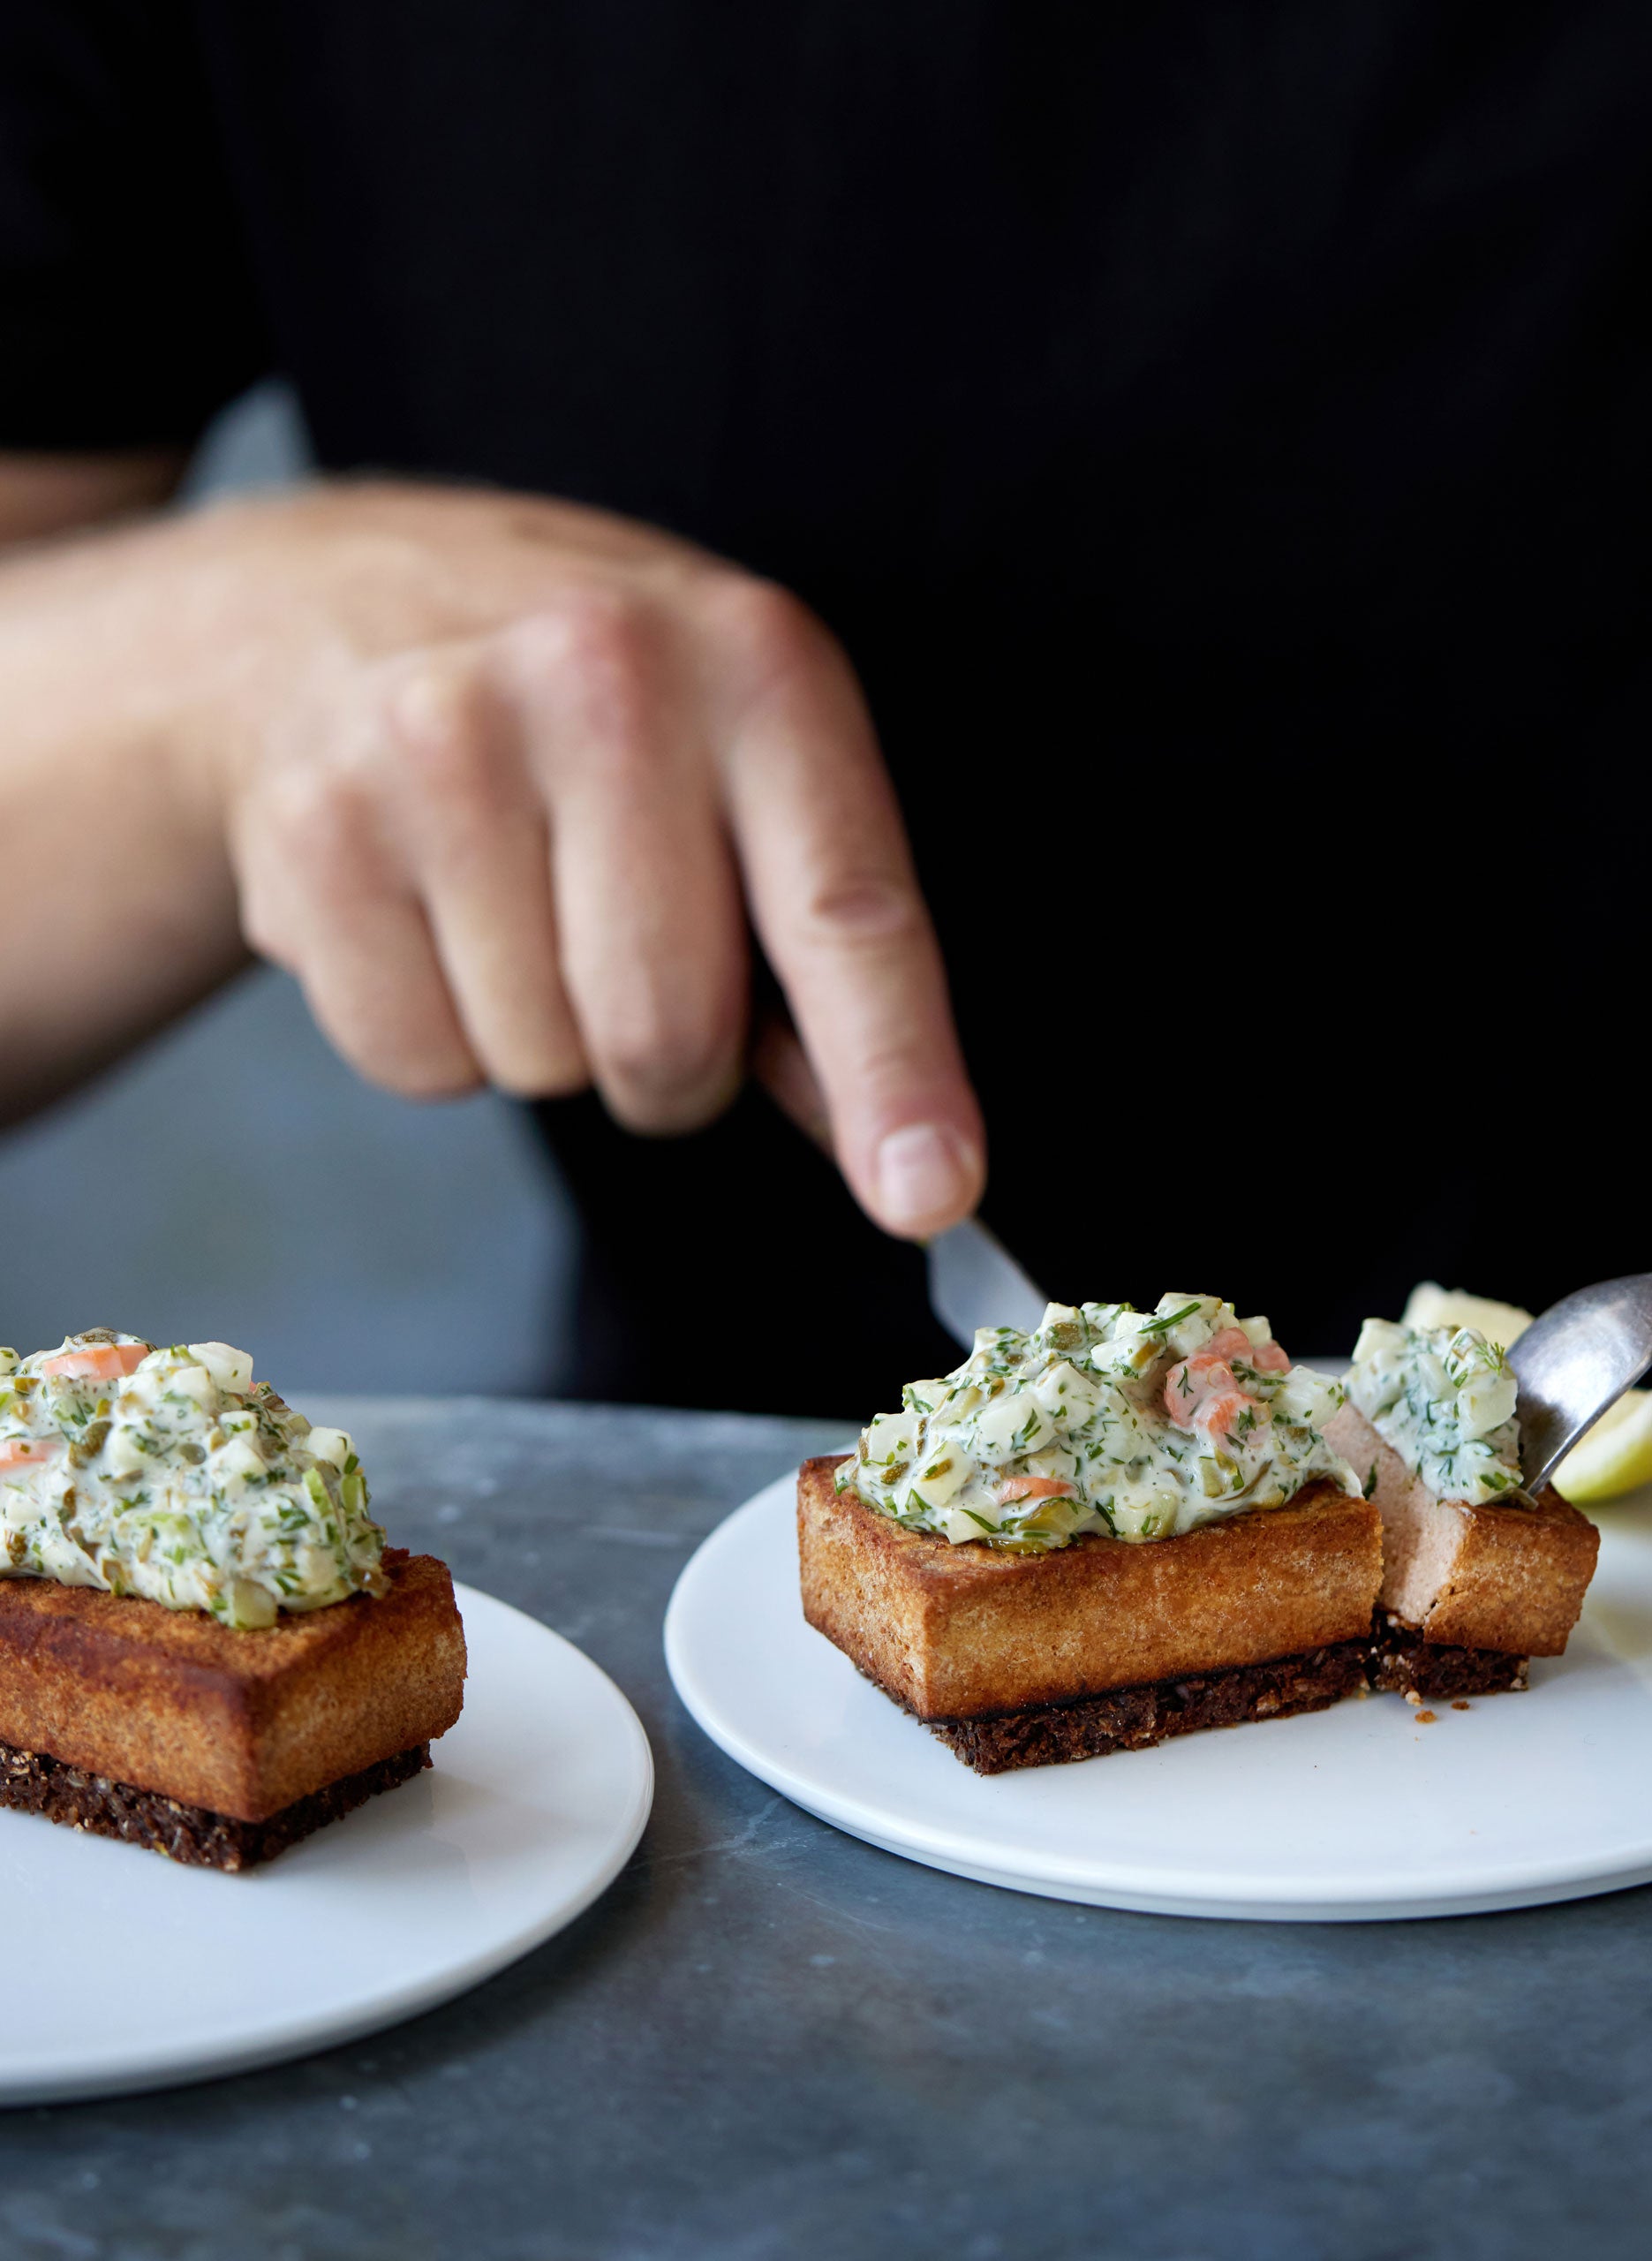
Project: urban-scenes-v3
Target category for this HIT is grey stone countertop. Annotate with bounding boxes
[4,1398,1650,2261]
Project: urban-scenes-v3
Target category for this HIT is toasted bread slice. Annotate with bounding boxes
[1324,1403,1597,1655]
[797,1456,1382,1722]
[0,1547,466,1821]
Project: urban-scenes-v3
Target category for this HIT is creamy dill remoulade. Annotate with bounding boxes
[844,1294,1359,1552]
[1346,1319,1523,1507]
[0,1331,387,1628]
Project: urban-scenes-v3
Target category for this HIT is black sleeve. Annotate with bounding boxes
[0,0,271,450]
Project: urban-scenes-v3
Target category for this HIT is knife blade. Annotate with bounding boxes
[927,1216,1049,1352]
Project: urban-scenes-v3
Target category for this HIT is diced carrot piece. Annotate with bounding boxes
[1196,1391,1256,1439]
[996,1475,1077,1504]
[1165,1357,1238,1422]
[1205,1327,1254,1364]
[0,1436,58,1469]
[37,1342,148,1381]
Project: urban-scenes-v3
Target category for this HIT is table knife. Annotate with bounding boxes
[926,1217,1049,1352]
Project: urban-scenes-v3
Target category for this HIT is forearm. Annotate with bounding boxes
[0,502,248,1121]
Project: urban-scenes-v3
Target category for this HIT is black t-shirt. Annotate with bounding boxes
[4,2,1649,1410]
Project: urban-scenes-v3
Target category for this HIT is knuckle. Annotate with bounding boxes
[509,592,666,778]
[596,995,742,1127]
[800,871,924,951]
[523,589,655,699]
[254,766,377,889]
[376,660,500,811]
[701,574,826,690]
[852,1032,943,1097]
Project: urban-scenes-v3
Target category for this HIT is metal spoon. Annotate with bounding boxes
[1508,1273,1652,1493]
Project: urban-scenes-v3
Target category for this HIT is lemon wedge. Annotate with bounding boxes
[1552,1390,1652,1504]
[1400,1282,1535,1347]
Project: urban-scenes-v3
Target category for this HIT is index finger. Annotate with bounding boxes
[711,587,984,1238]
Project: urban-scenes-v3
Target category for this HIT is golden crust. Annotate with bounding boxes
[0,1549,466,1819]
[1325,1405,1598,1654]
[797,1456,1383,1720]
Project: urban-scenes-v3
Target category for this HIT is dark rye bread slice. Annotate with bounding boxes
[1367,1616,1530,1700]
[1324,1403,1598,1659]
[914,1639,1371,1775]
[797,1455,1384,1723]
[0,1547,465,1823]
[0,1735,431,1871]
[874,1617,1528,1774]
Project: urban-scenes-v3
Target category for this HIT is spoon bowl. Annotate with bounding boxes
[1507,1273,1652,1493]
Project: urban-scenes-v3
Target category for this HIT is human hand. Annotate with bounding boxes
[173,481,984,1237]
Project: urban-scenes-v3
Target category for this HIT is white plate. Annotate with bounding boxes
[1,1584,653,2103]
[665,1471,1652,1922]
